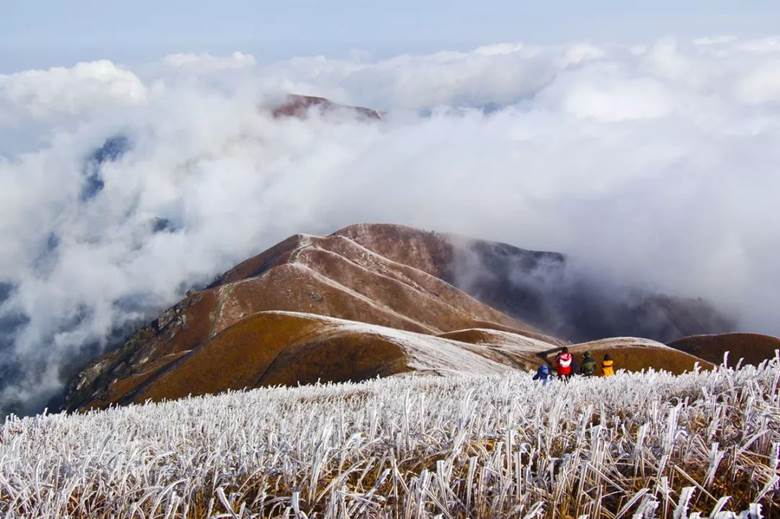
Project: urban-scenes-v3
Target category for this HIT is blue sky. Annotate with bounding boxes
[2,1,779,72]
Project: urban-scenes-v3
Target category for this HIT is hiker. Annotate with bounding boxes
[532,364,552,385]
[555,347,574,381]
[601,354,615,377]
[581,351,596,377]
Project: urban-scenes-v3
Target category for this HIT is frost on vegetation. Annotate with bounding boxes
[1,358,779,518]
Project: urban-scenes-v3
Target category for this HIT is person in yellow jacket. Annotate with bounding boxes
[601,354,615,377]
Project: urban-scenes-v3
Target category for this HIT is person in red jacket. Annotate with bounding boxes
[556,347,574,381]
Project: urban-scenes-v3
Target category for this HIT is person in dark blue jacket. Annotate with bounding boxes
[532,364,552,384]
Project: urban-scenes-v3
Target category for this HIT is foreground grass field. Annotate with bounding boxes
[1,358,779,517]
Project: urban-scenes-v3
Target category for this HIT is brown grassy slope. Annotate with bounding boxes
[669,333,780,366]
[80,322,715,409]
[436,331,711,376]
[333,223,456,279]
[123,312,531,405]
[66,223,723,411]
[208,233,303,287]
[67,232,541,410]
[544,338,715,376]
[334,224,733,343]
[437,328,563,370]
[66,289,220,407]
[210,233,535,336]
[210,234,540,336]
[438,328,564,349]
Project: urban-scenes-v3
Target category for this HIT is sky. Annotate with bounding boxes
[2,3,780,414]
[3,1,780,72]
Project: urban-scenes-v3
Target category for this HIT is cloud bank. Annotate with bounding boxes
[1,37,780,414]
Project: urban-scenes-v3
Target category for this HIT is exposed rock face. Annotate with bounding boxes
[669,333,780,366]
[63,223,733,411]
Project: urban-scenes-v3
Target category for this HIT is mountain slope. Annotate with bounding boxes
[95,312,539,407]
[65,228,554,410]
[334,224,734,342]
[669,332,780,366]
[64,223,731,411]
[71,311,714,410]
[558,337,713,376]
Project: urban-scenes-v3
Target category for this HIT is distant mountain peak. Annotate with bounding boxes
[271,94,383,120]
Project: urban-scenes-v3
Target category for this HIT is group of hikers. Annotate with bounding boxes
[532,347,615,384]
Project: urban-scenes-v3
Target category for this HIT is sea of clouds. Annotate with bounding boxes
[1,37,780,414]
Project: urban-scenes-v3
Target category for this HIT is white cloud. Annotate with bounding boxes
[0,60,146,125]
[737,61,780,104]
[268,44,558,110]
[556,75,673,121]
[693,35,738,46]
[163,51,257,70]
[1,36,780,413]
[563,43,605,66]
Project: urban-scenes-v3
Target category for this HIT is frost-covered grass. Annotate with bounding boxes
[1,359,779,518]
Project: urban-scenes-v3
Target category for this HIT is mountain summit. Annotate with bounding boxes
[64,224,733,411]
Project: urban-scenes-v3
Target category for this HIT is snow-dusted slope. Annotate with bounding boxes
[117,311,536,405]
[69,308,711,409]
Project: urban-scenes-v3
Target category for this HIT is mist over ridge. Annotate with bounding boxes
[1,36,780,413]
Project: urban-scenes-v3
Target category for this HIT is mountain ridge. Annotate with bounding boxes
[63,223,739,411]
